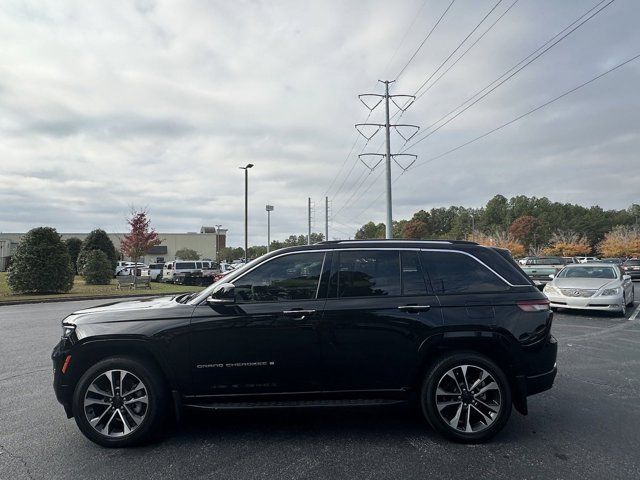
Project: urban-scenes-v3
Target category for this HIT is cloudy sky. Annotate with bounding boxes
[1,0,638,245]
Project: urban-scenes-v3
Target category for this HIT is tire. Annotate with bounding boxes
[626,287,634,307]
[619,299,627,317]
[420,352,512,443]
[72,356,168,447]
[155,274,162,282]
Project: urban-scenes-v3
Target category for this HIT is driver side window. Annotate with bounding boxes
[234,252,326,303]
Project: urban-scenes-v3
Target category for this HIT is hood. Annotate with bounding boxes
[63,294,191,326]
[552,277,618,290]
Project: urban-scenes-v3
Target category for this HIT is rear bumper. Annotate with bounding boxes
[525,365,557,396]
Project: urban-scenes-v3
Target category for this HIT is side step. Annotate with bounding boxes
[183,398,407,411]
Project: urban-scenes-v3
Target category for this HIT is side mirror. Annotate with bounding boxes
[548,274,555,279]
[623,274,631,280]
[206,282,235,304]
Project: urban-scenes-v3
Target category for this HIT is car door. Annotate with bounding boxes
[320,249,443,392]
[189,250,331,395]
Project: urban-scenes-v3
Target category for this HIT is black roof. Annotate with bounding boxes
[262,240,482,257]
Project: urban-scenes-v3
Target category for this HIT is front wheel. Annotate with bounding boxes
[420,352,512,443]
[72,357,168,447]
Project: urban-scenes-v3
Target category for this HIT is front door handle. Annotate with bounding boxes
[282,309,316,320]
[397,305,430,313]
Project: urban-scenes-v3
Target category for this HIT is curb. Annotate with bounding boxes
[0,292,193,307]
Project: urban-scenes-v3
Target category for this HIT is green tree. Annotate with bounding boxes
[65,237,83,274]
[355,221,385,239]
[7,227,74,294]
[78,229,118,273]
[175,248,200,260]
[82,250,113,285]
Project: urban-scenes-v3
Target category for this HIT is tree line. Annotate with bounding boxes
[353,195,640,257]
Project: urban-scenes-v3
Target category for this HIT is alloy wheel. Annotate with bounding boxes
[83,369,149,437]
[435,364,501,433]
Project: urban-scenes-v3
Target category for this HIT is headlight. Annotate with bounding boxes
[543,285,559,295]
[61,324,76,339]
[599,287,621,296]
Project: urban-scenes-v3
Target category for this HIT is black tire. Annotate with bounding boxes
[626,287,634,307]
[72,356,168,447]
[420,352,512,443]
[619,299,627,317]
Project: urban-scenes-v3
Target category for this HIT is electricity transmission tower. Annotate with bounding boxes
[356,80,419,238]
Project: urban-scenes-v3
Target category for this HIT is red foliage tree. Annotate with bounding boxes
[402,219,428,240]
[120,210,161,275]
[508,215,541,249]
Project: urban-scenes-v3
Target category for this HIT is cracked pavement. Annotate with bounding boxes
[1,298,640,479]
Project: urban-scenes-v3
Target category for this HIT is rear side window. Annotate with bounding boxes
[421,251,509,294]
[175,262,196,269]
[474,247,531,285]
[335,250,400,298]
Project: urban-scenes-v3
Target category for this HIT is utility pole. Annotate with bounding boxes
[325,196,329,241]
[356,81,419,239]
[266,205,274,252]
[239,163,254,263]
[307,197,312,245]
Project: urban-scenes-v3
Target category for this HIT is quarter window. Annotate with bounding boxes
[336,250,400,298]
[421,251,509,294]
[234,252,325,302]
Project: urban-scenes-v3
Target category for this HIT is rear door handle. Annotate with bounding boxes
[282,309,316,320]
[397,305,430,312]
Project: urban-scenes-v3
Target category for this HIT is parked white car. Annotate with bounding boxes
[544,263,634,316]
[115,261,148,276]
[576,256,599,263]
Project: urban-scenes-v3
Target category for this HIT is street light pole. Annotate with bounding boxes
[266,205,274,253]
[239,164,254,263]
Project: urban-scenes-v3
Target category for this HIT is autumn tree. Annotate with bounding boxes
[470,231,526,258]
[598,226,640,258]
[543,231,590,256]
[120,210,161,276]
[402,219,428,239]
[508,216,543,250]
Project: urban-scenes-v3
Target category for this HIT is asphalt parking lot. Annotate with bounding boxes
[1,298,640,480]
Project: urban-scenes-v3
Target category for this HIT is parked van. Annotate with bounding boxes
[162,260,201,282]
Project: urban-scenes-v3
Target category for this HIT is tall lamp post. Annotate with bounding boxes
[266,205,274,252]
[214,224,222,263]
[239,163,254,263]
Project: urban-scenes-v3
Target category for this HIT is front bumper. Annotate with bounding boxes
[546,293,624,312]
[52,340,74,418]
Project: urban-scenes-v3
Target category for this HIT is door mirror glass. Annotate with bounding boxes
[207,283,235,304]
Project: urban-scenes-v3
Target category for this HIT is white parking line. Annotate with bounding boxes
[629,302,640,322]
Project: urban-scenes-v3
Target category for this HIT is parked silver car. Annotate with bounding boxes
[543,264,634,316]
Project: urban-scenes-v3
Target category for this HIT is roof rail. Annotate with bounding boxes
[315,239,478,245]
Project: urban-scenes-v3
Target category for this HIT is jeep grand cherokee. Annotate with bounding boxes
[52,240,557,447]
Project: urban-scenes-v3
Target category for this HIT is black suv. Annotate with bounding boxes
[52,240,557,447]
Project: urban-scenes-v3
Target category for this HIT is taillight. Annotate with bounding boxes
[517,299,550,312]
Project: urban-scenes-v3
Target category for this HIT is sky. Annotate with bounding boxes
[1,0,638,245]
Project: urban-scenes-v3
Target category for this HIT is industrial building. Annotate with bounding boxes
[0,226,227,271]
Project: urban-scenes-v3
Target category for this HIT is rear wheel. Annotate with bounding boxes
[420,352,512,443]
[72,357,168,447]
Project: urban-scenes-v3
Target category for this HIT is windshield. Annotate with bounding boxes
[558,266,617,279]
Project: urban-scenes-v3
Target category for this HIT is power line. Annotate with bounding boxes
[395,0,457,81]
[412,0,505,97]
[346,51,640,226]
[401,0,615,153]
[413,0,519,101]
[381,0,432,78]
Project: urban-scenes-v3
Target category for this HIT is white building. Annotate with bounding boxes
[0,226,227,271]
